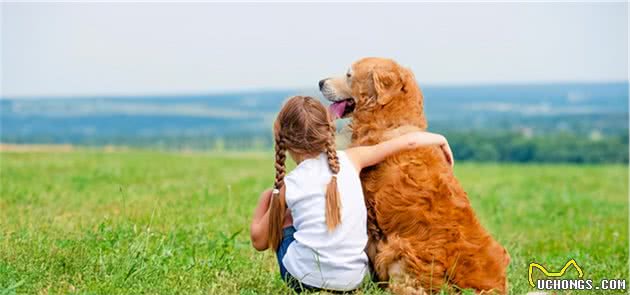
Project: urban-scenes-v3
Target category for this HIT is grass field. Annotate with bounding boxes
[0,150,628,294]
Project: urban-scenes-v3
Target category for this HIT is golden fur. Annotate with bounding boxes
[320,58,510,294]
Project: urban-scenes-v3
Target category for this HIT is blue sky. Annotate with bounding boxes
[2,2,628,98]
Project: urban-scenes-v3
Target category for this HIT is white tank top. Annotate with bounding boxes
[282,151,369,291]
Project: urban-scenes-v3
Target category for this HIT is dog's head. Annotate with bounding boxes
[319,57,418,120]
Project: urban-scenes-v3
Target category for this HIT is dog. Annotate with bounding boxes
[319,57,510,294]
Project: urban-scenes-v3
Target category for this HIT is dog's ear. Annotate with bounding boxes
[373,71,395,105]
[373,68,404,105]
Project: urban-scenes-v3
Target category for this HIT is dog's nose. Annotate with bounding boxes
[318,79,327,91]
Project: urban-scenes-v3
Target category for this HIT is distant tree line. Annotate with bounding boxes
[445,131,628,163]
[3,130,627,164]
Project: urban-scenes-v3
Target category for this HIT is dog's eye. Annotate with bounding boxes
[346,73,351,78]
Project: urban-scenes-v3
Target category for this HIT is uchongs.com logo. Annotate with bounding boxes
[528,259,626,291]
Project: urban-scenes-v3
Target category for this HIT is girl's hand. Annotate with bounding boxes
[440,140,454,167]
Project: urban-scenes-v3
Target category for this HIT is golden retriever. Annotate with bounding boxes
[319,57,510,294]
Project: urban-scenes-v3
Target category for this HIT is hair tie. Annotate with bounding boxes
[272,188,280,196]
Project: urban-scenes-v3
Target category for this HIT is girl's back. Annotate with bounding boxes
[283,151,368,290]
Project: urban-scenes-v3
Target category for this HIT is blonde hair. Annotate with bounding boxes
[268,96,341,250]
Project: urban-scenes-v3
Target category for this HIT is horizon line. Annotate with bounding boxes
[2,80,628,100]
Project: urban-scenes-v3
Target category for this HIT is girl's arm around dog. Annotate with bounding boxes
[346,131,453,171]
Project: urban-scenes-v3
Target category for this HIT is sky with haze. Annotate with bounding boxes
[2,2,628,98]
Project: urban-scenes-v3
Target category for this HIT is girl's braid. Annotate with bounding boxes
[274,134,287,190]
[325,123,340,175]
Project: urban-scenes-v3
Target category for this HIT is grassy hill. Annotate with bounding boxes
[0,150,627,294]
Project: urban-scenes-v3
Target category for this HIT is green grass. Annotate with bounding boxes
[0,150,627,294]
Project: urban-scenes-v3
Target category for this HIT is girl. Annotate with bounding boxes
[250,96,453,292]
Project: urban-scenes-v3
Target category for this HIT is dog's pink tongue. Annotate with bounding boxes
[329,101,348,119]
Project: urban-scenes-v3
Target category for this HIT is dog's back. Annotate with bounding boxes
[363,143,509,293]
